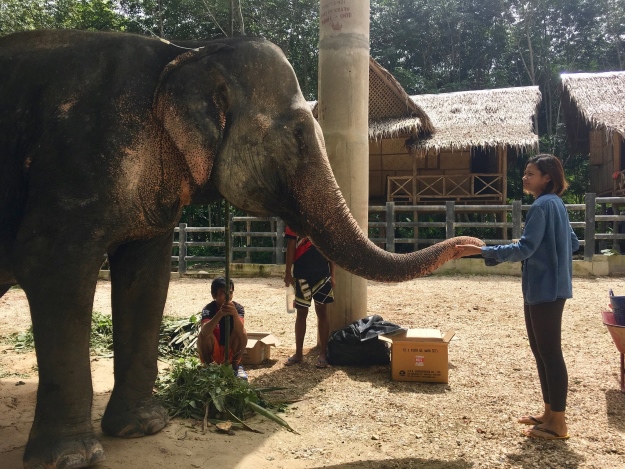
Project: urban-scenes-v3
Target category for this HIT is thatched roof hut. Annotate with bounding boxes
[561,71,625,153]
[310,58,433,140]
[409,87,542,153]
[309,63,542,205]
[561,71,625,196]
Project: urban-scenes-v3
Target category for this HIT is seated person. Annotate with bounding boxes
[197,277,248,380]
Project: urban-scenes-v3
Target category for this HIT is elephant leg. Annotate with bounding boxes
[0,283,11,298]
[101,232,172,438]
[14,234,105,469]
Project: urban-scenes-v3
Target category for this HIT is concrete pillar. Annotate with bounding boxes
[319,0,370,332]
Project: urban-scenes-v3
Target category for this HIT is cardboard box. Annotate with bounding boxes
[241,332,280,365]
[380,328,455,383]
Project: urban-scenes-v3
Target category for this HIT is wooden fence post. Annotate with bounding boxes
[585,193,596,261]
[385,202,395,253]
[512,200,522,240]
[413,209,419,252]
[445,201,455,239]
[178,223,187,275]
[227,212,234,264]
[245,220,251,263]
[276,218,285,264]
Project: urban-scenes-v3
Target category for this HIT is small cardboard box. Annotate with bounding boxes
[380,328,455,383]
[241,332,280,365]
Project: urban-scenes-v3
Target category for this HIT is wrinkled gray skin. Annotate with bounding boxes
[0,30,482,468]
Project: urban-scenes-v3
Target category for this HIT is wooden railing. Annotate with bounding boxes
[374,194,625,261]
[387,173,504,203]
[98,194,625,273]
[172,217,285,274]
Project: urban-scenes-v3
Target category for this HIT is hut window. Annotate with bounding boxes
[471,147,497,194]
[471,147,493,173]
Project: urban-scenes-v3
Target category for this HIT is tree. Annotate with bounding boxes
[0,0,127,36]
[371,0,511,94]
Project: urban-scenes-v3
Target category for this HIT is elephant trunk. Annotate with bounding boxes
[286,164,483,282]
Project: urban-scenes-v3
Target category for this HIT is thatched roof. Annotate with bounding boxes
[310,58,433,139]
[560,71,625,150]
[409,87,541,152]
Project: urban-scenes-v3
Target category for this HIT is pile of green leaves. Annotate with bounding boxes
[8,311,114,354]
[90,311,114,353]
[156,358,254,420]
[8,312,199,357]
[159,314,201,357]
[158,316,297,432]
[9,329,34,350]
[7,311,297,432]
[156,357,297,433]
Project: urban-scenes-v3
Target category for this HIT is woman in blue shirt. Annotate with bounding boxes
[455,154,579,440]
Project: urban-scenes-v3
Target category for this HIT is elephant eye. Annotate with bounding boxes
[294,127,307,154]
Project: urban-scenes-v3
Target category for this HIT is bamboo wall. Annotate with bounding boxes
[368,138,413,198]
[368,137,499,200]
[589,129,617,196]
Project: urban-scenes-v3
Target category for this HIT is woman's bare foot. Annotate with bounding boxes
[517,415,545,425]
[522,425,569,439]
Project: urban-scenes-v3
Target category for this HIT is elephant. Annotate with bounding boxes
[0,29,482,468]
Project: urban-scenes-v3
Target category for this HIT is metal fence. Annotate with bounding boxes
[169,194,625,272]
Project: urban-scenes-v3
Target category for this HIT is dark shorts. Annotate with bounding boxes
[294,274,334,309]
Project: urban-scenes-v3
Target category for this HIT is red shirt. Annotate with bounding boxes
[285,226,330,278]
[285,226,313,262]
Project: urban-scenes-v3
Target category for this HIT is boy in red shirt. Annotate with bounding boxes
[197,277,248,380]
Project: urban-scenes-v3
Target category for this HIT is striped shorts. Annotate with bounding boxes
[294,274,334,309]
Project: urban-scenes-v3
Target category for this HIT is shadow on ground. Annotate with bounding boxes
[605,388,625,431]
[311,457,471,468]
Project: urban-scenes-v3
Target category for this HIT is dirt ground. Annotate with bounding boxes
[1,274,625,469]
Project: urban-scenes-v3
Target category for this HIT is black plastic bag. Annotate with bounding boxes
[326,315,404,366]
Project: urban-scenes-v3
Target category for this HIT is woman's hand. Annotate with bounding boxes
[454,244,484,258]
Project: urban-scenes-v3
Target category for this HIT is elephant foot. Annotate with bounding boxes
[101,396,169,438]
[23,432,105,469]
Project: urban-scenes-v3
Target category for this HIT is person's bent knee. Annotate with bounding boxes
[229,330,248,364]
[232,329,248,351]
[197,331,216,364]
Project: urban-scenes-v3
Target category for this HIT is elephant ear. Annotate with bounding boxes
[153,44,232,187]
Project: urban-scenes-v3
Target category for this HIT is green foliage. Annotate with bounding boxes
[0,370,27,379]
[9,329,34,351]
[5,311,296,430]
[159,314,201,357]
[371,0,512,93]
[155,358,297,432]
[7,312,203,358]
[90,311,114,353]
[7,311,114,353]
[155,358,255,419]
[118,0,320,99]
[0,0,127,36]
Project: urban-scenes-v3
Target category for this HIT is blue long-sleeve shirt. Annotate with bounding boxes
[481,193,580,305]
